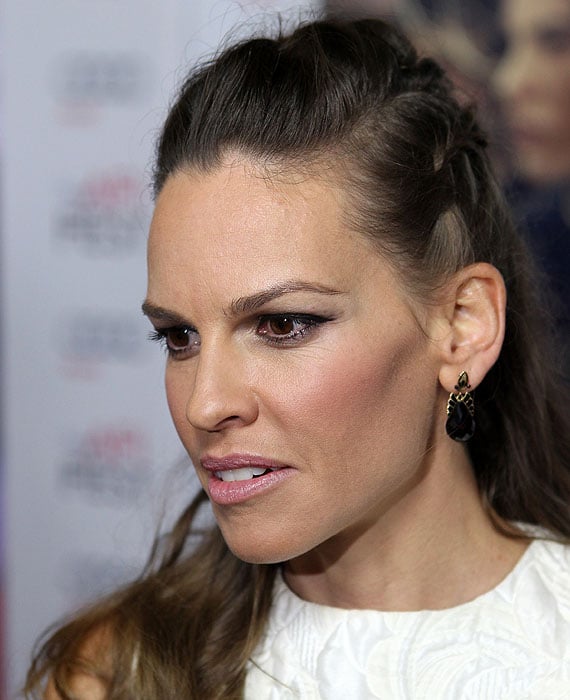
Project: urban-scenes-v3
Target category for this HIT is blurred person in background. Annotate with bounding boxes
[493,0,570,365]
[494,0,570,186]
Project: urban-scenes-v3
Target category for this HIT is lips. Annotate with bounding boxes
[201,454,295,505]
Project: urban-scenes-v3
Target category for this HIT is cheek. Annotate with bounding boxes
[557,88,570,133]
[267,332,426,454]
[164,369,191,440]
[294,354,392,423]
[547,69,570,126]
[540,64,570,124]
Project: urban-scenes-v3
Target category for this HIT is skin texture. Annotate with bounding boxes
[145,156,527,612]
[494,0,570,184]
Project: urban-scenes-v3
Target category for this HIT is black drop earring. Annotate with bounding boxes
[445,371,475,442]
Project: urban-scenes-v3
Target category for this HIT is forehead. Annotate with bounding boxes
[147,159,392,300]
[150,160,338,253]
[502,0,570,31]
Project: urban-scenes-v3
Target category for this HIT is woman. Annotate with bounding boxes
[27,17,570,699]
[493,0,570,185]
[493,0,570,360]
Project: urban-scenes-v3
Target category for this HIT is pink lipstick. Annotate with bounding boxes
[201,454,295,505]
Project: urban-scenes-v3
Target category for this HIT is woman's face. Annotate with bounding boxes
[494,0,570,184]
[145,159,445,564]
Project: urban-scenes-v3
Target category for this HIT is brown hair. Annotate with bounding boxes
[26,17,570,699]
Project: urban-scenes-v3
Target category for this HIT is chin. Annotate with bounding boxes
[224,539,294,565]
[219,528,308,566]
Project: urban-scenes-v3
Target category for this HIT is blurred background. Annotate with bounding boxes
[1,1,568,697]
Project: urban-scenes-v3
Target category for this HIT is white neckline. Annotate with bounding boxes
[275,538,546,617]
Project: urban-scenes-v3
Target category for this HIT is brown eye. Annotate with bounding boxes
[268,317,295,335]
[149,325,200,359]
[166,327,192,349]
[256,314,326,345]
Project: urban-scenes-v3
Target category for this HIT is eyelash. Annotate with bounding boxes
[149,314,330,359]
[149,326,200,359]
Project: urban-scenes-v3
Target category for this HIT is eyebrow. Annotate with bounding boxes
[142,280,345,324]
[228,281,344,314]
[141,302,189,326]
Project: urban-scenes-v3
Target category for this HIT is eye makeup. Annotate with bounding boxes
[149,311,333,359]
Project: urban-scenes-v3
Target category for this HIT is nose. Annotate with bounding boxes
[184,341,258,433]
[493,45,532,104]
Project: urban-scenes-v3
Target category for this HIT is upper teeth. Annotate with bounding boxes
[215,467,270,482]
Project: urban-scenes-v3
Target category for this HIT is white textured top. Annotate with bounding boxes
[245,539,570,699]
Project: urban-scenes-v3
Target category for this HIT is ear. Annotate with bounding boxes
[434,262,506,392]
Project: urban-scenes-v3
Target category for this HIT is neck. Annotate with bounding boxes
[283,444,528,611]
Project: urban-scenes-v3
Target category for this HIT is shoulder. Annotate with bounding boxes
[43,626,113,700]
[522,537,570,599]
[506,538,570,652]
[522,537,570,585]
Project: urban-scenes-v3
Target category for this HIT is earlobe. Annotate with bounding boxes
[437,262,506,392]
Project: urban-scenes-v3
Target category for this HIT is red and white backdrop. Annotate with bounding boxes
[0,1,320,697]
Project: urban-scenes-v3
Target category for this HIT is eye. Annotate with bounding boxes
[265,317,296,335]
[256,314,327,345]
[536,27,570,54]
[149,326,200,358]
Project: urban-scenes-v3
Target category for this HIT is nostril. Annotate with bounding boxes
[205,415,241,433]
